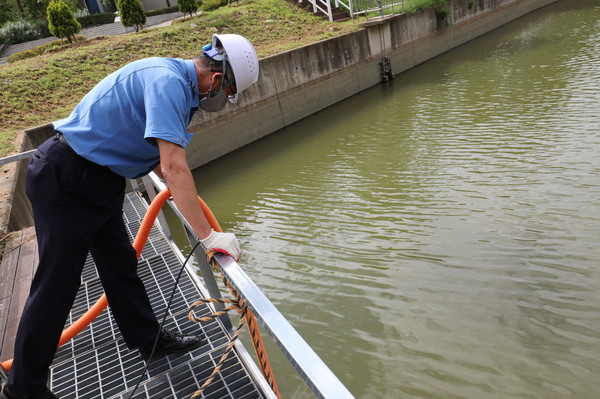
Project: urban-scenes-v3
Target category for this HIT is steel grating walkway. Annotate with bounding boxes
[49,192,266,399]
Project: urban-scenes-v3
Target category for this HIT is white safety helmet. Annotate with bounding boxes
[208,33,259,103]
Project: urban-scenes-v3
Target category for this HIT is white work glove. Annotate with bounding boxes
[200,229,241,262]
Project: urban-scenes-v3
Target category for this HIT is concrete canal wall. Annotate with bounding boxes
[2,0,561,232]
[184,0,561,170]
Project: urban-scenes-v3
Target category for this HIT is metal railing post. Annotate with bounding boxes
[184,227,233,332]
[139,175,174,242]
[326,0,333,22]
[143,174,233,332]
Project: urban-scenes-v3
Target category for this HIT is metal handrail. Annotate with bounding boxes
[0,149,35,166]
[302,0,334,22]
[213,253,355,398]
[350,0,404,17]
[135,176,275,397]
[141,173,355,399]
[336,0,355,17]
[293,0,404,21]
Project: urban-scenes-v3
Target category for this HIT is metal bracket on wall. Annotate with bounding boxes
[380,56,394,82]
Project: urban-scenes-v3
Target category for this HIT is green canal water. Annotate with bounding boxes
[171,1,600,397]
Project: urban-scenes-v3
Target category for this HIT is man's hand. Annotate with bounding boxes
[200,229,241,262]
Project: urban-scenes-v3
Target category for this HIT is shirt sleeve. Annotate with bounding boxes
[143,75,191,147]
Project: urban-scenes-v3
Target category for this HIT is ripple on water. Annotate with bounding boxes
[187,3,600,398]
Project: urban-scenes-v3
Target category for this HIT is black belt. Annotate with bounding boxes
[56,132,72,149]
[54,132,122,179]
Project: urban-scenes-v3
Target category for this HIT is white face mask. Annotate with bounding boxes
[198,75,232,112]
[199,89,228,112]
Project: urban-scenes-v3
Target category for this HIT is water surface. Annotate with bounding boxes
[177,1,600,397]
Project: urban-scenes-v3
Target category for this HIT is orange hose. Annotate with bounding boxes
[1,189,172,373]
[197,196,222,233]
[133,189,174,258]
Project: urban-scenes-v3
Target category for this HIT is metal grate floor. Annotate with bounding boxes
[49,192,265,399]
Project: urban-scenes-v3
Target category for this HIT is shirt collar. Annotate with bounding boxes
[184,59,200,109]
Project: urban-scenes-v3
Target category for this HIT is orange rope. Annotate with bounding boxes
[188,253,281,399]
[197,198,281,398]
[188,274,248,398]
[245,307,280,395]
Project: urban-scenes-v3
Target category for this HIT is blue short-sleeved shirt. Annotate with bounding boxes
[53,57,200,178]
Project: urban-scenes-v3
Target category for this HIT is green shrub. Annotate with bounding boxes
[403,0,449,14]
[76,12,116,28]
[146,5,179,17]
[6,34,84,62]
[434,4,450,28]
[178,0,199,18]
[200,0,227,12]
[0,19,51,45]
[117,0,146,32]
[46,0,81,43]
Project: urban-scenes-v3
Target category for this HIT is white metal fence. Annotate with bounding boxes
[298,0,405,21]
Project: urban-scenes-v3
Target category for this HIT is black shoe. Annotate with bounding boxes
[138,328,204,359]
[0,384,59,399]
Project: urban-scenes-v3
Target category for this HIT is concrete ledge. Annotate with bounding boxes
[0,0,561,233]
[0,125,55,232]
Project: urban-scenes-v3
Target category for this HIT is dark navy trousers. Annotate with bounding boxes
[8,135,160,394]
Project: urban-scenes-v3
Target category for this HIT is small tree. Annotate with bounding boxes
[177,0,198,19]
[46,0,81,43]
[117,0,146,32]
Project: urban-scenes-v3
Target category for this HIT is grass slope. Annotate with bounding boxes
[0,0,358,157]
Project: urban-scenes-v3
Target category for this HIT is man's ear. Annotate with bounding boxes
[211,72,224,91]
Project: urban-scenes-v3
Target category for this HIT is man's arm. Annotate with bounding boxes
[152,164,164,180]
[156,139,241,261]
[157,138,212,239]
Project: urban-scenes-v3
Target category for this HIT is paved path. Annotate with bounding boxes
[0,11,184,64]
